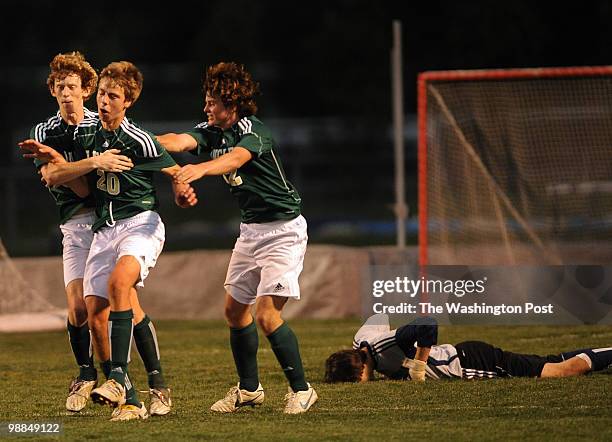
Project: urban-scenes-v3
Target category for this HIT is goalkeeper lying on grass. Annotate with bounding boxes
[324,314,612,383]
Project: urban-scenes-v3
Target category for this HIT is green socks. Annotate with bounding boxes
[134,315,166,389]
[108,310,133,386]
[230,321,308,392]
[230,321,260,391]
[101,358,138,407]
[67,321,97,381]
[107,310,140,407]
[100,360,111,379]
[267,322,308,392]
[124,374,140,407]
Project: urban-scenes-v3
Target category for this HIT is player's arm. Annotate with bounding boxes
[19,139,89,196]
[359,347,376,383]
[405,346,432,381]
[156,133,198,153]
[396,317,438,381]
[64,175,90,198]
[173,147,252,184]
[35,161,90,197]
[38,151,133,187]
[19,140,66,163]
[161,164,198,208]
[19,139,133,186]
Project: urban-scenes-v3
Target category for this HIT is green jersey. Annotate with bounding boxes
[74,116,177,232]
[186,116,301,223]
[30,108,97,224]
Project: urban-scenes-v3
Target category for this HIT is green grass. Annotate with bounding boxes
[1,320,611,441]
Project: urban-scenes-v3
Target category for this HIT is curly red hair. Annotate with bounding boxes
[47,51,98,99]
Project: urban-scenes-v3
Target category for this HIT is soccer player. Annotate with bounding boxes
[22,137,177,420]
[157,61,317,414]
[22,51,133,414]
[75,60,197,421]
[21,56,184,420]
[324,314,612,383]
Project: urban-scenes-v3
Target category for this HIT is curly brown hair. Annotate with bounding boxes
[324,349,365,383]
[99,61,144,105]
[47,51,98,99]
[203,62,260,117]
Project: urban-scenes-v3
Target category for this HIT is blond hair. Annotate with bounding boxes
[99,61,144,104]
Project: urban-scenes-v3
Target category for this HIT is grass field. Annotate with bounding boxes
[1,319,611,441]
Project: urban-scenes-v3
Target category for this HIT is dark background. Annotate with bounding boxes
[1,1,611,256]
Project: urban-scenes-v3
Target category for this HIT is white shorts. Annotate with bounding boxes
[225,215,308,305]
[60,211,95,287]
[83,211,165,299]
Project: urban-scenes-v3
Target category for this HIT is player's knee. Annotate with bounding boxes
[72,304,88,325]
[562,357,591,376]
[254,311,280,335]
[107,276,132,301]
[224,304,247,327]
[541,357,590,378]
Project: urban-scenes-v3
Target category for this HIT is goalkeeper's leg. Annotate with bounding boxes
[541,347,612,377]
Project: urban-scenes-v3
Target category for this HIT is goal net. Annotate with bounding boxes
[419,66,612,265]
[0,238,66,332]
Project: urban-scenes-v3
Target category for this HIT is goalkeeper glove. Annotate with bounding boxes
[403,358,427,381]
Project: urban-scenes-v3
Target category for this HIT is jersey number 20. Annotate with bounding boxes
[96,170,120,195]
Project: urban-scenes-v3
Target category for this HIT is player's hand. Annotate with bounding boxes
[403,358,427,382]
[174,183,198,208]
[94,149,134,172]
[174,164,205,184]
[18,139,66,163]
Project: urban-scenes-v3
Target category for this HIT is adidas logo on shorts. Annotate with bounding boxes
[273,283,285,293]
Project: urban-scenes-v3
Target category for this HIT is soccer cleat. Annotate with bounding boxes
[91,379,126,408]
[210,383,265,413]
[66,378,97,412]
[149,387,172,416]
[110,402,149,421]
[284,383,318,414]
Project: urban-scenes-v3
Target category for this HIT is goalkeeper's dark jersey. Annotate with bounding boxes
[74,116,177,232]
[185,116,301,223]
[30,108,97,224]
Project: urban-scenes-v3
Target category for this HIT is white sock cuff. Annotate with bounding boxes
[575,353,592,369]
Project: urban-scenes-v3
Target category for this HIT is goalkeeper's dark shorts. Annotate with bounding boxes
[455,341,564,379]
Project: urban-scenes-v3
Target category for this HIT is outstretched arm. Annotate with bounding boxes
[161,164,198,208]
[19,140,66,163]
[19,139,134,186]
[19,142,90,196]
[173,147,252,184]
[156,133,198,153]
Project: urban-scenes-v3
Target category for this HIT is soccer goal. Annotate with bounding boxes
[418,66,612,265]
[0,238,66,332]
